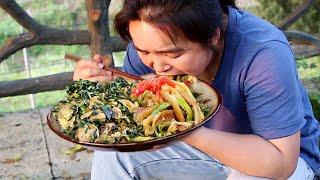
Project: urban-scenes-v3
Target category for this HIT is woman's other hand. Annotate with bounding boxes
[73,54,113,83]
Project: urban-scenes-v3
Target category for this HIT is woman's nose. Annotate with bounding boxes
[152,61,172,73]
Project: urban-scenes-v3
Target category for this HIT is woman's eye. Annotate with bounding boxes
[139,51,149,56]
[165,53,181,58]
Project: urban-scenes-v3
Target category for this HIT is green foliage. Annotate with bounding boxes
[0,14,21,45]
[253,0,320,35]
[297,57,320,79]
[309,93,320,121]
[18,0,87,29]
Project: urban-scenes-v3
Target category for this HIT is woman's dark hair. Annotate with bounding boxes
[114,0,236,46]
[219,0,236,11]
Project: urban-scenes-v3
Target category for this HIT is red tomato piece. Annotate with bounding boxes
[132,76,175,96]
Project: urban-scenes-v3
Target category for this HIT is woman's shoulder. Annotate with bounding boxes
[228,7,288,49]
[226,7,294,70]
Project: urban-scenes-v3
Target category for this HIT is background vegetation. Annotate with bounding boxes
[0,0,319,120]
[253,0,320,35]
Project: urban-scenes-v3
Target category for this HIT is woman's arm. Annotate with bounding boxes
[182,127,300,179]
[185,41,304,179]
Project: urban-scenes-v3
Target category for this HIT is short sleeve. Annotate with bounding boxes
[122,42,154,76]
[244,41,305,139]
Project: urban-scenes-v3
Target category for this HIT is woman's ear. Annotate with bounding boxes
[211,28,221,46]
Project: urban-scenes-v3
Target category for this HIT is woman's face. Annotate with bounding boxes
[129,20,214,76]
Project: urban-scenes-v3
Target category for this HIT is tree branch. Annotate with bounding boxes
[0,70,318,98]
[0,0,129,63]
[0,72,74,98]
[293,45,320,59]
[278,0,317,30]
[86,0,114,66]
[0,30,90,62]
[107,37,128,52]
[0,0,92,62]
[283,30,320,59]
[0,30,127,63]
[284,30,320,47]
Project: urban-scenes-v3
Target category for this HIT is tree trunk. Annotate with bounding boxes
[85,0,114,67]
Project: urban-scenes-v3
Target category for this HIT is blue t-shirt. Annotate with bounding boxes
[122,7,320,175]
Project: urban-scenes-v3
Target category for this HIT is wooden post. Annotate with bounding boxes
[85,0,114,67]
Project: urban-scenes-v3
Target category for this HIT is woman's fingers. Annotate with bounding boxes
[79,68,106,78]
[76,59,98,69]
[92,54,102,64]
[93,54,113,67]
[73,59,110,81]
[74,68,112,81]
[73,56,115,83]
[102,55,112,67]
[87,75,113,83]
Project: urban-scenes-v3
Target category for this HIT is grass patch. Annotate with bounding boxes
[34,90,66,109]
[0,90,67,113]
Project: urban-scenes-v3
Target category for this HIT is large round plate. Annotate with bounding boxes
[47,80,222,152]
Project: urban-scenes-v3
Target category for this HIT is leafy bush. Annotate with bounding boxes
[310,93,320,121]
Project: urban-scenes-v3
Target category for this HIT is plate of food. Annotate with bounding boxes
[47,74,221,151]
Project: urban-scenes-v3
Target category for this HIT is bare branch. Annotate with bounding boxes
[0,30,90,62]
[0,33,34,62]
[283,30,320,58]
[0,70,318,98]
[0,66,123,97]
[0,0,92,61]
[278,0,317,30]
[0,0,129,63]
[301,78,320,93]
[0,0,43,34]
[0,72,74,98]
[284,30,320,47]
[37,29,90,45]
[0,31,127,62]
[293,45,320,59]
[107,37,128,52]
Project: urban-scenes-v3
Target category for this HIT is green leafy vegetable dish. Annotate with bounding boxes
[51,76,214,144]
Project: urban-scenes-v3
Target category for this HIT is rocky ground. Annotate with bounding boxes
[0,107,93,179]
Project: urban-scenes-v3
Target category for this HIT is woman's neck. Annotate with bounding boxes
[198,13,228,84]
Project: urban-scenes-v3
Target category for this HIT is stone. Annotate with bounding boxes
[0,109,52,179]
